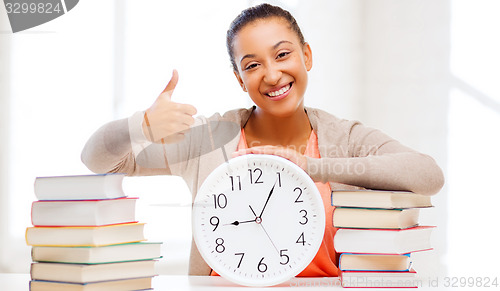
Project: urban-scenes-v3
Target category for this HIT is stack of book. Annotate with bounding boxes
[332,190,434,288]
[26,174,162,291]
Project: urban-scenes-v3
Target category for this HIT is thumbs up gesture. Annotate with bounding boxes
[142,70,198,143]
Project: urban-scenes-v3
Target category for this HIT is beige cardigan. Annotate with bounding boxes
[81,107,444,275]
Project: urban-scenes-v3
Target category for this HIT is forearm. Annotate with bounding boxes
[81,118,135,174]
[81,111,164,175]
[306,152,444,195]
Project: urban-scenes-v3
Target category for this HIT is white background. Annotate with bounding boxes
[1,0,499,280]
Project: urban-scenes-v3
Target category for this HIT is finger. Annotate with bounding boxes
[231,146,278,158]
[176,113,196,127]
[231,149,249,158]
[249,146,299,161]
[175,103,198,116]
[160,69,179,98]
[247,146,281,155]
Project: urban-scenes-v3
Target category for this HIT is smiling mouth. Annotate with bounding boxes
[265,83,292,98]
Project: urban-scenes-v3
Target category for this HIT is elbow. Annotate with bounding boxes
[410,154,445,196]
[416,167,444,196]
[81,148,104,174]
[80,144,113,174]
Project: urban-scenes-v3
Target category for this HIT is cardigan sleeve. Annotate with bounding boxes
[81,110,240,180]
[306,122,444,195]
[81,111,173,176]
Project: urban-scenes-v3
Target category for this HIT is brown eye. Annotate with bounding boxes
[277,52,290,59]
[245,63,258,71]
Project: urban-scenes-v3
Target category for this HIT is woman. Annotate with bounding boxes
[81,3,444,276]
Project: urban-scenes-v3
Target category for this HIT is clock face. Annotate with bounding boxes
[193,154,325,286]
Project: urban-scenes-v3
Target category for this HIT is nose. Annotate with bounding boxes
[263,63,282,85]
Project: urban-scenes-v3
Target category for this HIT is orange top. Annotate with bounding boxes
[210,129,339,277]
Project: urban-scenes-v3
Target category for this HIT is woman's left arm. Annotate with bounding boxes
[306,123,444,195]
[234,124,444,196]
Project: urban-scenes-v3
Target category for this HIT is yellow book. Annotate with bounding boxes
[26,223,145,247]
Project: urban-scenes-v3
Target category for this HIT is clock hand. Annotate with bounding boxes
[259,178,278,218]
[259,223,280,255]
[249,205,257,217]
[249,204,279,254]
[224,219,255,226]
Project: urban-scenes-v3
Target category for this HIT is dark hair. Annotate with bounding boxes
[226,3,306,72]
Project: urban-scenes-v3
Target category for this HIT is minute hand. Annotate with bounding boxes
[259,179,278,218]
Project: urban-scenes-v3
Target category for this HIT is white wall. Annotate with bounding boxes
[296,0,364,120]
[361,0,450,277]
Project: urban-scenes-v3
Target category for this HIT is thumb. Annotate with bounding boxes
[160,69,179,99]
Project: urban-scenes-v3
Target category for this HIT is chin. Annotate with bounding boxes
[264,101,304,118]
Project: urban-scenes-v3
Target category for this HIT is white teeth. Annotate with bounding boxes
[268,84,290,97]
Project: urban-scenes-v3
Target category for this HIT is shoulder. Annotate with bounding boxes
[196,107,253,125]
[221,107,253,124]
[305,107,361,136]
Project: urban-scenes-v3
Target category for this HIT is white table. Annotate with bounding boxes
[0,273,454,290]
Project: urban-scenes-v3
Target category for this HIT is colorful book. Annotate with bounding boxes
[29,276,153,291]
[34,173,126,201]
[26,223,145,247]
[30,260,157,283]
[31,198,137,226]
[31,242,162,264]
[331,190,432,209]
[333,207,419,229]
[340,269,418,288]
[334,226,434,254]
[339,253,411,271]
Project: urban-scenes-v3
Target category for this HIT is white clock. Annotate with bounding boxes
[192,154,325,286]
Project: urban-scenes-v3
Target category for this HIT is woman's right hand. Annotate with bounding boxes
[142,70,198,143]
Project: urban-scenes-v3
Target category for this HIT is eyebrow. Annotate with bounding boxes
[239,40,294,65]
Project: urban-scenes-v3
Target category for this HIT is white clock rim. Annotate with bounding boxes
[192,154,326,287]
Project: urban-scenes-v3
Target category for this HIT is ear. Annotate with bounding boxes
[233,71,247,92]
[303,42,313,71]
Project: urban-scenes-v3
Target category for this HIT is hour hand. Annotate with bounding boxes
[224,219,255,226]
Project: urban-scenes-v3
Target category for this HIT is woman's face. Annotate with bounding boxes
[232,17,312,118]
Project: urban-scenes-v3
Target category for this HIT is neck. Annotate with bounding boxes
[244,105,311,148]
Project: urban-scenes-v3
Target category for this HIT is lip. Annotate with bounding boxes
[264,82,293,101]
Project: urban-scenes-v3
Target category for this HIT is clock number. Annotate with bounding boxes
[230,175,241,191]
[209,216,219,231]
[294,187,303,203]
[215,238,225,253]
[279,249,289,265]
[235,252,245,268]
[257,257,268,273]
[248,168,263,184]
[296,232,306,246]
[276,172,282,187]
[212,193,227,209]
[299,209,308,225]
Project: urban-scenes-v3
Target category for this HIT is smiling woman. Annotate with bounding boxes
[1,0,459,279]
[81,2,444,279]
[231,17,313,152]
